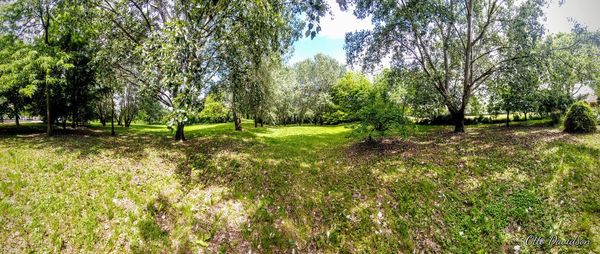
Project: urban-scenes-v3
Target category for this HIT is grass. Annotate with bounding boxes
[1,120,599,253]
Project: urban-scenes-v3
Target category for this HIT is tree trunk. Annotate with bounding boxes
[62,118,66,130]
[524,112,527,121]
[260,118,264,127]
[254,116,258,128]
[455,0,472,134]
[506,110,510,127]
[14,108,19,126]
[125,117,131,128]
[233,110,242,131]
[111,94,115,136]
[452,111,465,133]
[46,81,52,136]
[71,106,76,128]
[174,123,185,141]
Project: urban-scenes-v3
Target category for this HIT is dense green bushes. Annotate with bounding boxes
[417,114,541,126]
[564,101,597,133]
[350,72,411,140]
[352,98,410,140]
[327,72,373,125]
[198,95,229,123]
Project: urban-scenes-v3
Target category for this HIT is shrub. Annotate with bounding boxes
[323,110,349,125]
[549,112,562,125]
[198,95,229,123]
[353,101,409,141]
[564,101,597,133]
[417,114,453,125]
[417,114,506,126]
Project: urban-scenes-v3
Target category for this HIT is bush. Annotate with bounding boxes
[549,112,562,125]
[564,101,597,133]
[353,101,409,140]
[323,110,349,125]
[417,114,507,126]
[198,95,229,123]
[417,115,453,125]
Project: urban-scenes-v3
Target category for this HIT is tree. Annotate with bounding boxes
[1,0,95,135]
[329,71,372,123]
[293,54,345,125]
[220,0,301,131]
[136,93,166,125]
[199,94,229,123]
[59,32,97,128]
[353,72,408,141]
[490,61,542,126]
[345,0,546,132]
[271,66,298,125]
[139,14,220,141]
[31,50,73,135]
[540,32,600,99]
[0,37,33,127]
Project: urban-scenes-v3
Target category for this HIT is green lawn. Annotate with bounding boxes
[1,121,598,253]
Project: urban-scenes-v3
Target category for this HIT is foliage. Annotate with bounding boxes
[0,37,35,125]
[537,90,573,116]
[271,66,297,125]
[134,94,166,125]
[345,0,547,132]
[198,95,229,123]
[540,32,600,98]
[352,75,410,140]
[550,112,562,126]
[328,72,372,123]
[564,101,597,133]
[291,54,345,124]
[417,114,536,126]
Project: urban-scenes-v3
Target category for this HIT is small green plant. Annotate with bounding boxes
[352,101,409,141]
[564,101,597,133]
[350,79,411,141]
[549,112,562,125]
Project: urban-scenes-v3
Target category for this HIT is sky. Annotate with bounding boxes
[289,0,600,66]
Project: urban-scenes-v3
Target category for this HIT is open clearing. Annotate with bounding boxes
[1,121,599,253]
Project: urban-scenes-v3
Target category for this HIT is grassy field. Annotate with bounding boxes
[0,121,598,253]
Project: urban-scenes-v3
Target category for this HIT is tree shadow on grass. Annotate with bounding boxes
[168,127,419,252]
[348,124,574,167]
[4,121,594,252]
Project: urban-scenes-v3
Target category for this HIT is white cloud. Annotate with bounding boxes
[317,0,373,39]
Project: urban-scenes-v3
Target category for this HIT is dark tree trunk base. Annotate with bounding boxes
[235,118,242,131]
[175,124,185,141]
[452,111,465,133]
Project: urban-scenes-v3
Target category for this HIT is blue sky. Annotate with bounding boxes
[289,0,600,67]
